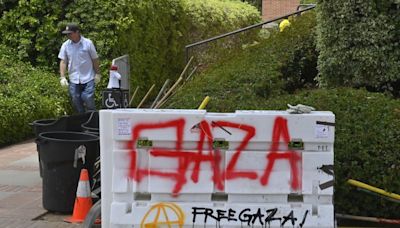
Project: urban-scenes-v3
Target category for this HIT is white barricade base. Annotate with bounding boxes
[110,202,334,227]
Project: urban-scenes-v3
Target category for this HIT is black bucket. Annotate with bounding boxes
[38,131,99,213]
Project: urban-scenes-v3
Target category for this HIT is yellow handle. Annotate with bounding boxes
[347,179,400,201]
[198,96,210,110]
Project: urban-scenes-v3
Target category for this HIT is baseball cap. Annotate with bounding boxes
[62,23,80,34]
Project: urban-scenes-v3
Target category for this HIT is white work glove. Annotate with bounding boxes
[95,73,101,84]
[287,104,315,114]
[60,77,69,87]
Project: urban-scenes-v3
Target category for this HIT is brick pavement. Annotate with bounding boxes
[0,139,80,227]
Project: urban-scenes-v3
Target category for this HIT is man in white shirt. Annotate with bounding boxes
[58,23,101,113]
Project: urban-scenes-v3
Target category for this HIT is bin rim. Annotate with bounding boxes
[82,124,99,132]
[81,111,99,131]
[38,131,99,143]
[29,118,57,126]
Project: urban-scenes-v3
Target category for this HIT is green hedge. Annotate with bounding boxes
[316,0,400,95]
[0,0,260,105]
[240,0,262,11]
[0,0,64,68]
[183,0,260,40]
[0,45,70,146]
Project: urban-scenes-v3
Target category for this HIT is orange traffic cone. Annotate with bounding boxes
[64,169,92,223]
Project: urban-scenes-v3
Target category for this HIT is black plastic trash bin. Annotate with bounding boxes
[38,131,99,213]
[81,111,99,135]
[30,112,93,178]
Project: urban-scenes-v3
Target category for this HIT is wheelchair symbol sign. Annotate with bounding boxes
[105,93,119,108]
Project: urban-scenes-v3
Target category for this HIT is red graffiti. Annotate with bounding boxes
[127,118,185,182]
[127,116,302,195]
[211,121,257,180]
[260,117,301,190]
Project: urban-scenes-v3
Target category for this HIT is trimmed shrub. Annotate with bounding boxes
[0,45,70,146]
[183,0,260,40]
[316,0,400,95]
[271,12,318,92]
[240,0,262,11]
[182,0,261,72]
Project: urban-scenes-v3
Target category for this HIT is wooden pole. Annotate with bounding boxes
[128,86,139,107]
[186,66,198,81]
[137,84,155,109]
[154,57,194,109]
[151,79,170,108]
[154,77,183,109]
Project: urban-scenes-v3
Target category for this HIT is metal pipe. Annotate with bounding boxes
[347,179,400,201]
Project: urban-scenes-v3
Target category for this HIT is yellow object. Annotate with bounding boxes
[198,96,210,110]
[141,202,185,228]
[279,19,291,32]
[347,179,400,201]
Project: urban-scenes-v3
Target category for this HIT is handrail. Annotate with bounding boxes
[184,4,316,64]
[297,4,316,11]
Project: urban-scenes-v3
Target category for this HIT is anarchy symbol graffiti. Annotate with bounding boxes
[141,202,185,228]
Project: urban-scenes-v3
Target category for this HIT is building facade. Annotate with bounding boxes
[262,0,300,21]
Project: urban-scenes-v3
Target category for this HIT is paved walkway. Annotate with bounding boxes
[0,139,80,227]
